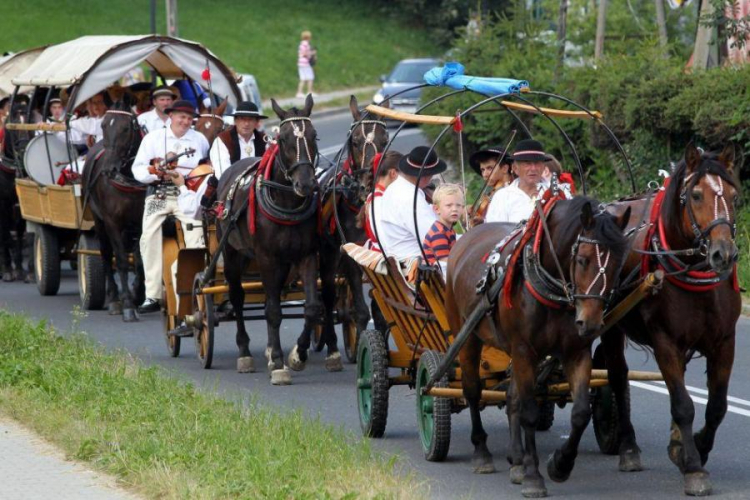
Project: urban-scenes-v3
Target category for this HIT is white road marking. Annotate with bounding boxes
[630,381,750,417]
[652,381,750,408]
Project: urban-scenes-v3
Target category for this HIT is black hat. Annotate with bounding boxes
[151,85,177,99]
[469,145,512,176]
[398,146,447,177]
[165,99,198,117]
[231,101,268,119]
[511,139,549,163]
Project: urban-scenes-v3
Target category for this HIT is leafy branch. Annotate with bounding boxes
[700,0,750,49]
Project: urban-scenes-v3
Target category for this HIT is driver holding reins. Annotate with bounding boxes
[132,99,210,314]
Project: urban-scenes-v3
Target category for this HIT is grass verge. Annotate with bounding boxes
[0,312,419,499]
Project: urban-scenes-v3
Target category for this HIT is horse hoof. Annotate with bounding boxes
[109,301,123,316]
[237,356,255,373]
[521,477,547,498]
[684,472,712,496]
[270,368,292,386]
[2,272,13,282]
[325,352,343,372]
[510,465,525,485]
[473,462,496,474]
[122,309,139,322]
[546,450,572,483]
[288,345,307,372]
[619,449,644,472]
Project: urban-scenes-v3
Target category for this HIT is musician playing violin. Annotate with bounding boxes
[467,145,513,227]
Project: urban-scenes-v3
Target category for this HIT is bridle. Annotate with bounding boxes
[680,170,736,252]
[570,234,613,303]
[349,119,387,174]
[277,116,316,182]
[196,113,226,136]
[104,109,141,171]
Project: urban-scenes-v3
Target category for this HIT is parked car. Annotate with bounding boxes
[372,58,438,115]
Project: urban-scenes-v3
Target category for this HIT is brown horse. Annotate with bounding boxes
[445,196,631,498]
[602,144,740,496]
[194,100,227,146]
[215,95,320,384]
[313,96,388,363]
[81,98,145,321]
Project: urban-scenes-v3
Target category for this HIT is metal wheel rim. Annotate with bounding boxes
[357,342,373,426]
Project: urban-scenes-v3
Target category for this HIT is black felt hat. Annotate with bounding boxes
[165,99,199,117]
[511,139,549,163]
[398,146,447,177]
[469,145,512,176]
[231,101,268,119]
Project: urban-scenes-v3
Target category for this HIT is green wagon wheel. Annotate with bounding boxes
[416,350,451,462]
[193,272,215,369]
[356,329,389,438]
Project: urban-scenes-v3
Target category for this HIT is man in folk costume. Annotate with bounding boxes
[209,101,267,176]
[467,145,513,226]
[137,85,177,134]
[132,99,210,314]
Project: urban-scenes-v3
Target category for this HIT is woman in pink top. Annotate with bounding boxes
[296,31,317,98]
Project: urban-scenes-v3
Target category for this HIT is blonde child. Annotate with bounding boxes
[422,184,465,269]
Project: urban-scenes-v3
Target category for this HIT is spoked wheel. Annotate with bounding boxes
[340,285,359,364]
[591,343,621,455]
[162,289,180,357]
[34,226,60,296]
[357,329,389,438]
[193,272,214,369]
[416,349,451,462]
[77,233,106,310]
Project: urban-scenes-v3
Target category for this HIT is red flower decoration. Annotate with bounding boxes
[201,68,211,81]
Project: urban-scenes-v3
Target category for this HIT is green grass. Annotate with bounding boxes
[0,0,436,98]
[0,312,420,499]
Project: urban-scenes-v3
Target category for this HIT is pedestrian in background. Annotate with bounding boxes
[296,30,317,98]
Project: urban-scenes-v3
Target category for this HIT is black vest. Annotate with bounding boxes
[218,127,266,164]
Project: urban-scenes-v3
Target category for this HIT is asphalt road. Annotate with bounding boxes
[3,111,750,499]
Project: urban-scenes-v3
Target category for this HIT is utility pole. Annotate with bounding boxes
[655,0,669,49]
[556,0,568,79]
[166,0,178,38]
[595,0,608,61]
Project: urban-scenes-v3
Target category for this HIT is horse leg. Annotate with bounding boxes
[131,242,145,307]
[111,231,137,322]
[259,256,291,384]
[12,212,25,281]
[319,251,341,371]
[224,246,253,373]
[513,351,547,498]
[96,222,121,316]
[693,336,735,467]
[602,328,643,471]
[0,212,13,281]
[506,378,526,485]
[653,333,711,496]
[547,350,592,483]
[460,332,495,474]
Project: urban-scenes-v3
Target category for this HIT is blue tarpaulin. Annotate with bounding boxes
[423,62,529,95]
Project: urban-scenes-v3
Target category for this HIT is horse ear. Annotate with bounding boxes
[580,201,595,231]
[349,95,361,121]
[303,94,314,117]
[617,206,632,232]
[216,99,228,115]
[718,143,736,175]
[684,142,701,173]
[271,98,287,120]
[198,101,208,115]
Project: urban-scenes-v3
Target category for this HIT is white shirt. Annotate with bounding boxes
[132,126,210,185]
[209,133,255,178]
[68,116,104,143]
[374,175,437,260]
[485,179,542,224]
[177,180,210,220]
[137,109,170,134]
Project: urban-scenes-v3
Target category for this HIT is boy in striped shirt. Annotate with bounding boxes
[423,184,465,272]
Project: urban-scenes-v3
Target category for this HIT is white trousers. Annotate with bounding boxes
[140,194,204,300]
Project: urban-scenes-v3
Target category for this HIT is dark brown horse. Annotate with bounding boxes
[194,100,227,146]
[602,144,740,496]
[313,95,389,364]
[215,95,321,385]
[445,196,631,498]
[81,98,145,322]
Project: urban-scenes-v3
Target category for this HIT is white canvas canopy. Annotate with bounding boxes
[0,47,46,98]
[12,35,241,109]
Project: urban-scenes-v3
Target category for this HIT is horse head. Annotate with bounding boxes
[348,95,388,204]
[271,94,318,197]
[667,143,739,274]
[101,95,141,169]
[549,198,631,338]
[196,100,227,146]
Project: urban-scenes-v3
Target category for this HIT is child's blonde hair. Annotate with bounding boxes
[432,183,464,207]
[301,31,312,40]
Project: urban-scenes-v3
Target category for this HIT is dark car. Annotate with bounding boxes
[372,58,439,114]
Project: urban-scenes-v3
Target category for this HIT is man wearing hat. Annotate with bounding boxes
[137,85,177,134]
[485,139,548,224]
[132,99,210,314]
[468,145,513,226]
[374,146,447,260]
[209,101,268,177]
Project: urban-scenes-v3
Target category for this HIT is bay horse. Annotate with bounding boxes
[602,143,740,496]
[215,94,321,385]
[81,97,145,322]
[313,95,388,365]
[194,100,227,146]
[445,195,631,498]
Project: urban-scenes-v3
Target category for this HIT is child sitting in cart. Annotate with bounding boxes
[423,183,464,275]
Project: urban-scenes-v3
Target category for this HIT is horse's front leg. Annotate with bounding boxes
[547,349,592,483]
[95,223,120,316]
[224,246,252,373]
[319,250,342,371]
[460,332,495,474]
[111,232,138,322]
[258,255,291,384]
[653,333,711,496]
[693,335,735,467]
